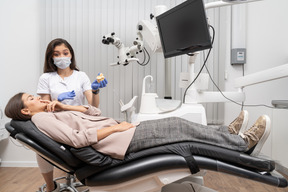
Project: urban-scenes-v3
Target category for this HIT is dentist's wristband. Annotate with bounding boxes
[92,89,100,95]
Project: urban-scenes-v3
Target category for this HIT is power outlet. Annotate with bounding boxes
[231,48,246,65]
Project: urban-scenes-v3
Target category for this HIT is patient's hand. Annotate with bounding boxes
[97,121,135,141]
[46,100,66,112]
[114,121,134,132]
[44,100,87,113]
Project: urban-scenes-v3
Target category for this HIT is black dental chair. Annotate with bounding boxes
[5,120,288,192]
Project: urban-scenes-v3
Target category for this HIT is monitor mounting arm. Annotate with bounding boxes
[102,6,164,66]
[102,1,263,67]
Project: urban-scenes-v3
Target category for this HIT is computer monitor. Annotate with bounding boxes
[156,0,212,58]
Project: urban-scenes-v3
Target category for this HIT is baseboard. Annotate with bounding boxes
[0,160,38,167]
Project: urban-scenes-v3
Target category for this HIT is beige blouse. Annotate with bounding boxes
[31,105,136,159]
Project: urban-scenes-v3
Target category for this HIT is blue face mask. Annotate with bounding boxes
[53,57,71,69]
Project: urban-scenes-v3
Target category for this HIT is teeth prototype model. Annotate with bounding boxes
[97,73,105,83]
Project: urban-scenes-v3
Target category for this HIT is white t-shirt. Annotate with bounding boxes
[37,70,91,105]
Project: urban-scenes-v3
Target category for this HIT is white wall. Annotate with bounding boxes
[0,0,41,166]
[224,0,288,157]
[38,0,224,122]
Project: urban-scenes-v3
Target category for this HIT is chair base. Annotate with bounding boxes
[37,173,89,192]
[87,169,208,192]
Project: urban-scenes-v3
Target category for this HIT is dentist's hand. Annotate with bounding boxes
[91,73,108,91]
[57,90,76,102]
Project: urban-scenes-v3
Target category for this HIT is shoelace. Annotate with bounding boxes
[228,117,243,134]
[243,125,261,142]
[229,125,237,134]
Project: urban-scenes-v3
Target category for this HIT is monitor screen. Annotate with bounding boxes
[156,0,212,58]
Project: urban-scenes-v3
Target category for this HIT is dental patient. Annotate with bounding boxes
[5,92,270,160]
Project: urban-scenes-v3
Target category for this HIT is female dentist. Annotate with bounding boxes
[36,38,108,192]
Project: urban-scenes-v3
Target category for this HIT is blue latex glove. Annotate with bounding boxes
[57,90,76,101]
[91,73,108,90]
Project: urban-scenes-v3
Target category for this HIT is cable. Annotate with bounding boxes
[142,48,151,66]
[183,25,215,103]
[182,24,280,110]
[137,47,151,66]
[202,36,282,110]
[204,65,281,109]
[241,64,245,110]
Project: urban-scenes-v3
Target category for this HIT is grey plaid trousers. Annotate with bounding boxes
[127,117,248,153]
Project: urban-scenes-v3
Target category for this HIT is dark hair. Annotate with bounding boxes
[5,92,31,121]
[43,38,79,73]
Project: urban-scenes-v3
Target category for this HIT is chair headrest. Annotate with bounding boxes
[9,120,84,168]
[5,122,18,139]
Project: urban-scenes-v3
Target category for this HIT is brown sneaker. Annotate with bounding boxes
[241,115,271,156]
[228,110,248,134]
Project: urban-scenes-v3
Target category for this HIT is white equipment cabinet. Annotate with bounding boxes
[271,107,288,168]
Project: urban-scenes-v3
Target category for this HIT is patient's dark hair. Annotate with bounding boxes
[5,92,31,121]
